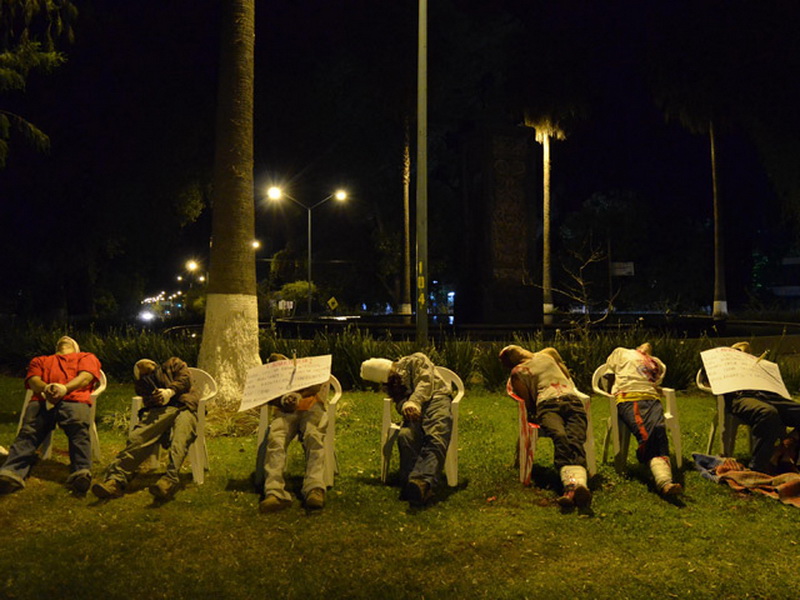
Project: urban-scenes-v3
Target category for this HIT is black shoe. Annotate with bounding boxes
[0,473,24,495]
[66,472,92,494]
[573,484,592,508]
[405,479,432,506]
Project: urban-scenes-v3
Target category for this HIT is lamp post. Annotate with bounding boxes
[267,187,347,316]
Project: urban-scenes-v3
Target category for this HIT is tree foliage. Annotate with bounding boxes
[0,0,75,166]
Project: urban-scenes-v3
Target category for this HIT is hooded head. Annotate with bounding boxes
[133,358,158,380]
[56,336,80,355]
[498,344,535,371]
[636,342,653,356]
[360,358,394,383]
[731,341,752,354]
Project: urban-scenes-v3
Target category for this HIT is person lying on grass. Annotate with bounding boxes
[499,345,592,509]
[0,336,101,496]
[258,353,328,514]
[361,353,453,507]
[92,357,199,502]
[604,343,682,497]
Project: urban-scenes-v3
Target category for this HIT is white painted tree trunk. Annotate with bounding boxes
[198,293,261,413]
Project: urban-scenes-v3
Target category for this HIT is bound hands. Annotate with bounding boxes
[279,392,302,413]
[402,404,421,422]
[43,383,68,403]
[145,388,175,407]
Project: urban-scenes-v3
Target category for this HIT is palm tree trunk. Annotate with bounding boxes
[710,120,727,320]
[198,0,261,414]
[542,133,553,325]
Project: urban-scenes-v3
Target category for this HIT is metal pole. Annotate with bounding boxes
[415,0,428,344]
[307,207,312,316]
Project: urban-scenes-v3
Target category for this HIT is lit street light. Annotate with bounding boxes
[267,186,348,316]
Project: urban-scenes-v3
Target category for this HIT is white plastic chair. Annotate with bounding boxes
[254,375,342,490]
[380,366,463,487]
[592,364,682,472]
[129,367,217,484]
[696,369,753,456]
[506,379,597,486]
[17,370,107,462]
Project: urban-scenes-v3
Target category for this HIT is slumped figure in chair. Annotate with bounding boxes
[361,353,453,506]
[722,342,800,474]
[92,357,199,501]
[499,345,592,509]
[0,336,101,495]
[259,353,328,513]
[605,343,682,496]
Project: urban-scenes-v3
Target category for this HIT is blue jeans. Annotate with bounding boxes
[397,393,452,488]
[0,401,92,482]
[617,399,670,463]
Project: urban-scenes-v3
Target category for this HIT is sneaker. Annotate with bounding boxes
[660,482,684,497]
[573,484,592,508]
[0,472,24,495]
[66,471,92,494]
[258,495,292,513]
[91,479,124,499]
[305,488,325,510]
[405,478,432,506]
[149,477,179,501]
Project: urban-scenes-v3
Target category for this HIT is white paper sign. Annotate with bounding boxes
[700,347,791,399]
[239,354,332,412]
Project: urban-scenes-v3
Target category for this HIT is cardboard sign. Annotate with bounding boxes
[239,354,332,412]
[700,347,791,399]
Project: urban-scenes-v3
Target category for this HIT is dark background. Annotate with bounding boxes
[1,0,798,322]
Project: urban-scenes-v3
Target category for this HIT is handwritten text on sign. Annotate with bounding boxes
[239,355,332,412]
[700,347,790,399]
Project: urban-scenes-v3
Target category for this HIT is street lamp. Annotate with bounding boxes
[267,186,348,316]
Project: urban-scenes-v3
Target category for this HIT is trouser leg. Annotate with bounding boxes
[0,402,56,482]
[397,420,423,483]
[263,413,299,501]
[406,394,452,488]
[105,406,180,486]
[164,410,197,483]
[300,404,328,496]
[617,399,670,464]
[729,396,784,472]
[58,401,93,474]
[538,398,587,471]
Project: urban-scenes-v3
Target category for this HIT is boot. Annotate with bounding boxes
[91,479,124,499]
[650,456,682,496]
[559,465,591,508]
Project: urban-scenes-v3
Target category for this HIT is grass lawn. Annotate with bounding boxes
[0,374,798,599]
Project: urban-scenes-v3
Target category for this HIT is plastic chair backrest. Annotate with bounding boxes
[328,374,342,404]
[187,367,218,403]
[696,369,713,394]
[435,366,464,403]
[591,364,615,398]
[93,371,108,397]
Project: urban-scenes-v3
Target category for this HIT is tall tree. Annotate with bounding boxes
[511,1,597,323]
[523,116,565,325]
[646,2,738,319]
[198,0,260,414]
[0,0,75,167]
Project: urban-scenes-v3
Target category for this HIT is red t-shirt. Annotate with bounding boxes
[25,352,102,405]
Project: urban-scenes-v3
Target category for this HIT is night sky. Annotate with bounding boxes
[1,1,799,320]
